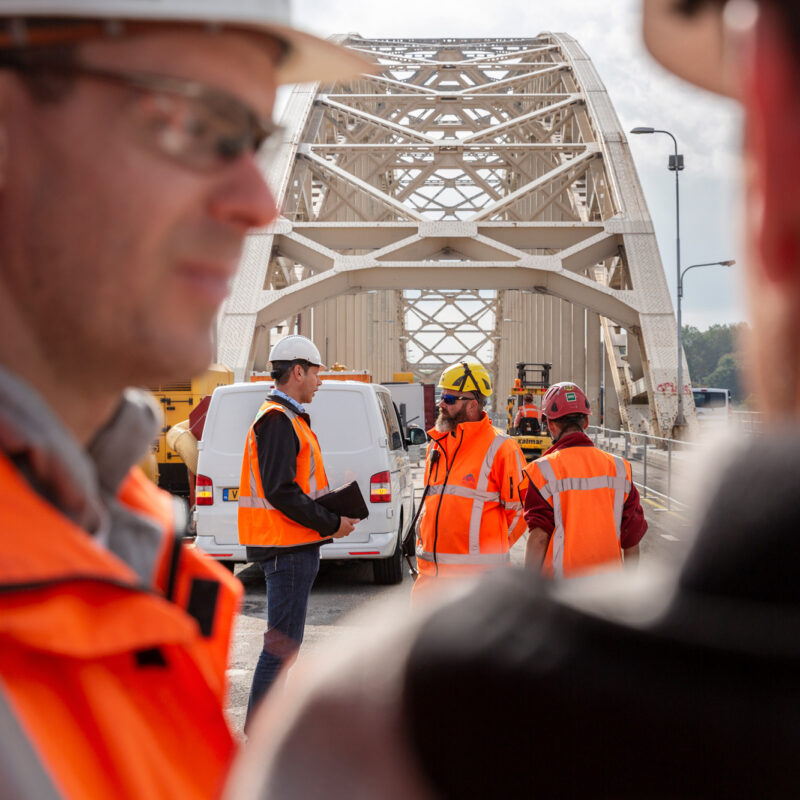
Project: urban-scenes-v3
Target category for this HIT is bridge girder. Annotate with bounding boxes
[219,34,693,435]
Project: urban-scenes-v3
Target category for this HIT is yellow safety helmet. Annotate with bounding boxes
[438,360,493,397]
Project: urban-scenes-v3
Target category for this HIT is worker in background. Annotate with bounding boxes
[238,335,358,724]
[523,382,646,575]
[513,392,541,435]
[0,3,368,797]
[224,1,800,795]
[412,360,527,600]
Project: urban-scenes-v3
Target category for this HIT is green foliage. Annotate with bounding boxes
[682,322,748,403]
[703,352,741,399]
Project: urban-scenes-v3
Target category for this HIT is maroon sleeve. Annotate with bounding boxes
[620,481,647,548]
[522,473,555,534]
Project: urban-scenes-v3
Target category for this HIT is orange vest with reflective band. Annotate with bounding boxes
[238,399,330,548]
[524,444,632,578]
[0,452,242,800]
[416,415,527,578]
[518,404,539,419]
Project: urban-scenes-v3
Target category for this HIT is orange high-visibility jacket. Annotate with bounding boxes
[416,415,527,578]
[517,404,540,419]
[238,400,330,548]
[0,452,242,800]
[524,445,632,577]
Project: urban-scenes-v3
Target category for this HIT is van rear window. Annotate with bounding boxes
[307,391,372,452]
[206,392,265,456]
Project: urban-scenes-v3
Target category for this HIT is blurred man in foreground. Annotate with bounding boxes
[227,2,799,796]
[0,3,366,797]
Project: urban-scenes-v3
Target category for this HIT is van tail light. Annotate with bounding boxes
[196,474,214,506]
[370,471,391,503]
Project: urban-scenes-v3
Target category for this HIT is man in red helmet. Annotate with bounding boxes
[522,382,647,575]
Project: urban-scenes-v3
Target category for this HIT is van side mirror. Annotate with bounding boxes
[408,427,427,445]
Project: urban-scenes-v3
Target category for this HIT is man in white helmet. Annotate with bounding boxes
[0,3,368,797]
[238,334,358,723]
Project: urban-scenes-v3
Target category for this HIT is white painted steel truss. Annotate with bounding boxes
[219,35,688,435]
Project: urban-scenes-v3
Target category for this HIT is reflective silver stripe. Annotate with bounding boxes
[468,433,509,554]
[506,499,524,539]
[416,550,511,566]
[611,455,628,540]
[238,495,275,510]
[0,683,62,800]
[537,458,565,578]
[425,483,501,502]
[539,474,627,497]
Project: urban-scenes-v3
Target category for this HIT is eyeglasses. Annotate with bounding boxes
[440,394,474,405]
[0,54,282,171]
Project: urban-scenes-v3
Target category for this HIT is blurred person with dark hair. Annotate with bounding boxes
[226,3,799,796]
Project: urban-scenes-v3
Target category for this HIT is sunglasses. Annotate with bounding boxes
[0,54,283,171]
[441,394,474,405]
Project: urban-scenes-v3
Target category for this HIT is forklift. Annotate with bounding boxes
[506,362,552,462]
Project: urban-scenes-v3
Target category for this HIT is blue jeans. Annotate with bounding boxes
[246,546,321,725]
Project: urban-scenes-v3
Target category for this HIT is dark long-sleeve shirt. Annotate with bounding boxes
[522,431,647,549]
[245,393,339,561]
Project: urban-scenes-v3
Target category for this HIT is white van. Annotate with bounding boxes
[193,381,415,584]
[691,387,731,425]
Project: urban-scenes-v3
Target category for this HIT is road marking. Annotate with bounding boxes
[660,533,680,542]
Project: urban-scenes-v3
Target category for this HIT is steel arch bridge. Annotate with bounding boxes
[218,34,691,436]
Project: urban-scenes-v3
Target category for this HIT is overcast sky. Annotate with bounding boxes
[286,0,746,331]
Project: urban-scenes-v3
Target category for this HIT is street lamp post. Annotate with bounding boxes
[630,126,686,423]
[677,259,735,420]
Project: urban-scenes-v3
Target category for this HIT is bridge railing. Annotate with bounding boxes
[587,426,706,511]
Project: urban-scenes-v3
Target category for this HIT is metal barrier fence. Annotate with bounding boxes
[586,426,708,512]
[494,412,762,510]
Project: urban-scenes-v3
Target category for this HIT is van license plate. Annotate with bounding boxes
[222,488,239,502]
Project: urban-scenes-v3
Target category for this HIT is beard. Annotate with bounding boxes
[435,405,470,432]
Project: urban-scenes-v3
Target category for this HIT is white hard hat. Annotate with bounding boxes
[269,335,324,367]
[0,1,372,85]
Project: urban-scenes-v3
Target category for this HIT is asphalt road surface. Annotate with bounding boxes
[224,460,697,736]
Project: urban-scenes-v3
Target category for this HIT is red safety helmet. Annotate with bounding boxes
[542,382,591,420]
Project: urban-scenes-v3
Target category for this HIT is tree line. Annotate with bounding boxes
[682,322,748,406]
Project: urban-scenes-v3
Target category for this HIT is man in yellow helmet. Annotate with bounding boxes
[411,360,527,600]
[0,3,368,797]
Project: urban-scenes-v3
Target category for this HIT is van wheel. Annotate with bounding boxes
[373,520,404,586]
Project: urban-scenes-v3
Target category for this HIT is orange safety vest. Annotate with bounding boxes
[524,445,632,578]
[518,404,540,419]
[238,399,330,548]
[0,452,242,800]
[416,415,527,578]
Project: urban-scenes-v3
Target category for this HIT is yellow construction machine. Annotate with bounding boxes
[149,364,234,496]
[507,362,552,462]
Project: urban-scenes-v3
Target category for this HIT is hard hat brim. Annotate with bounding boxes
[266,25,374,86]
[0,3,374,85]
